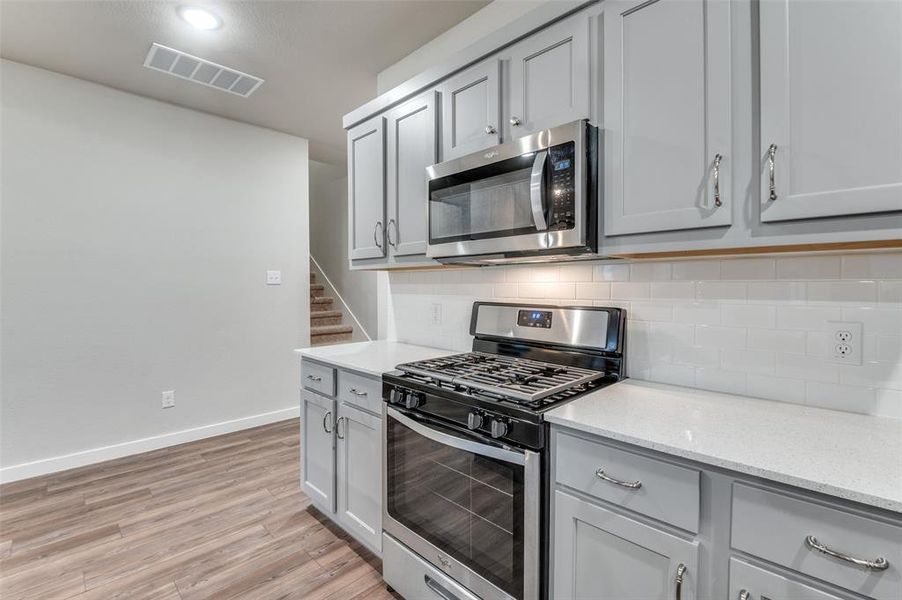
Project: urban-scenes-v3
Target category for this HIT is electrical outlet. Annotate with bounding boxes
[826,321,862,365]
[266,270,281,285]
[161,390,175,408]
[431,303,442,326]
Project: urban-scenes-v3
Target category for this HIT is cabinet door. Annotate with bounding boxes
[336,402,382,553]
[603,0,732,235]
[553,490,698,600]
[507,14,590,139]
[728,558,845,600]
[386,91,437,257]
[759,0,902,222]
[347,116,386,260]
[439,59,501,160]
[301,390,335,511]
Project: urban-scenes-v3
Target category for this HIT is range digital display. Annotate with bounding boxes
[517,309,553,329]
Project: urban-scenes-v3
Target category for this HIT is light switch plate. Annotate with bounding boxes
[161,390,175,408]
[266,270,282,285]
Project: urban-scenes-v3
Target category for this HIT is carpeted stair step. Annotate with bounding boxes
[310,324,353,345]
[311,310,343,327]
[310,296,334,312]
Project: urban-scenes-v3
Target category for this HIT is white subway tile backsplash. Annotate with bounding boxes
[389,251,902,418]
[720,257,776,280]
[696,281,747,301]
[776,255,841,280]
[630,262,672,281]
[806,281,877,304]
[747,328,806,354]
[593,263,630,281]
[672,260,720,280]
[575,282,611,300]
[673,302,721,325]
[695,325,747,349]
[721,304,776,328]
[611,282,650,300]
[841,253,902,279]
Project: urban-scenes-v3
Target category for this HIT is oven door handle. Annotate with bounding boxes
[386,406,525,466]
[529,150,549,231]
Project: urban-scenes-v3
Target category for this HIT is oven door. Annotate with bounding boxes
[383,406,540,600]
[426,120,588,260]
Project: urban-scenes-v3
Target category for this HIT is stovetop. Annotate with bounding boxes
[395,351,605,404]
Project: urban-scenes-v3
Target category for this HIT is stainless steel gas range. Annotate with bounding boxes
[381,302,626,600]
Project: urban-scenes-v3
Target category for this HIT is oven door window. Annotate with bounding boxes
[386,413,524,598]
[429,153,546,245]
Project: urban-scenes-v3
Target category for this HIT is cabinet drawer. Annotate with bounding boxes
[337,369,382,414]
[729,558,845,600]
[383,534,479,600]
[301,360,335,396]
[731,483,902,600]
[554,431,700,532]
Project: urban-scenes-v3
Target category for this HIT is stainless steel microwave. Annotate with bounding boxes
[426,120,598,265]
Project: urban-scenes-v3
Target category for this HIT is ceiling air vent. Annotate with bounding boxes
[143,43,264,98]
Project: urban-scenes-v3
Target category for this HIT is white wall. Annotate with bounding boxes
[387,253,902,418]
[376,0,550,93]
[308,161,379,338]
[0,61,310,480]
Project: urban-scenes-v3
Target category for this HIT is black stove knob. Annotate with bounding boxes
[490,418,509,439]
[403,391,421,410]
[467,412,484,431]
[389,388,405,405]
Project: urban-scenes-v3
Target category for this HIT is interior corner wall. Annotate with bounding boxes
[0,60,310,480]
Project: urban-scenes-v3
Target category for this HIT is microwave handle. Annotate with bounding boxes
[386,406,526,466]
[529,150,549,231]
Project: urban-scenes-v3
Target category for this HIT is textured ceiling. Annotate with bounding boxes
[0,0,488,164]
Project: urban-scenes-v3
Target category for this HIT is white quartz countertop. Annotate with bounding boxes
[295,340,455,377]
[545,380,902,513]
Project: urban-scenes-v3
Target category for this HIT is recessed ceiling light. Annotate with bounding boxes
[178,7,221,30]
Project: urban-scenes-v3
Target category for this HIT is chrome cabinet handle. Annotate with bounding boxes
[738,590,750,600]
[321,410,332,434]
[386,218,397,248]
[424,574,459,600]
[306,374,322,382]
[595,468,642,489]
[767,144,778,201]
[348,388,368,397]
[713,153,723,208]
[335,416,345,440]
[675,564,687,600]
[529,150,548,231]
[484,125,496,135]
[373,221,384,249]
[510,117,521,126]
[805,535,889,571]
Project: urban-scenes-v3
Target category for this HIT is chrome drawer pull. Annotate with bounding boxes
[387,218,397,248]
[348,388,368,397]
[595,468,642,489]
[674,563,686,600]
[738,590,750,600]
[713,153,723,207]
[373,221,384,249]
[424,574,460,600]
[335,416,345,440]
[306,374,322,382]
[767,144,778,201]
[322,410,332,434]
[805,535,889,571]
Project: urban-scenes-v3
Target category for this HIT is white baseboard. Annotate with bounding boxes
[0,406,300,484]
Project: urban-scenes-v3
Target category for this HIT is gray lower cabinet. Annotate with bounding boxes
[301,389,335,511]
[553,490,699,600]
[728,558,845,600]
[439,59,501,160]
[335,401,382,552]
[300,359,383,555]
[506,12,591,140]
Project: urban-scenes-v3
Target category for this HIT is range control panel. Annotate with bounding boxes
[547,141,576,230]
[518,309,553,329]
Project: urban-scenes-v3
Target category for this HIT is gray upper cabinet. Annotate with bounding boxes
[386,91,437,258]
[759,0,902,222]
[439,59,501,160]
[553,490,699,600]
[301,390,335,512]
[506,13,591,139]
[347,116,386,260]
[336,401,382,553]
[603,0,732,236]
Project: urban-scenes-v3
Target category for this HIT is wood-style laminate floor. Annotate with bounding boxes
[0,419,397,600]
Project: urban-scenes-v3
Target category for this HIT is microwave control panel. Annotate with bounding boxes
[548,141,577,230]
